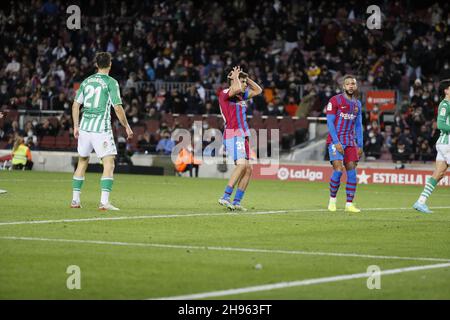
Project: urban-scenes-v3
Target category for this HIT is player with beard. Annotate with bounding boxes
[325,75,363,213]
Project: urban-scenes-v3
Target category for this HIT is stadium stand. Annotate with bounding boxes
[0,0,449,163]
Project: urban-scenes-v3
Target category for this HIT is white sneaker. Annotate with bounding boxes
[99,203,120,211]
[0,189,7,194]
[218,198,235,211]
[233,204,248,212]
[70,200,82,208]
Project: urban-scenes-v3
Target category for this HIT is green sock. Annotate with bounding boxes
[101,177,114,192]
[72,176,84,192]
[419,177,437,203]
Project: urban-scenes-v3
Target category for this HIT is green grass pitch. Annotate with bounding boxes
[0,170,449,299]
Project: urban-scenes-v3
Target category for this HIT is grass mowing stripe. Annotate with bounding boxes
[1,236,449,263]
[153,262,450,300]
[1,206,450,227]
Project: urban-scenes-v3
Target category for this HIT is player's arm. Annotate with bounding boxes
[326,99,343,154]
[109,79,133,140]
[113,104,133,140]
[355,102,364,156]
[72,84,86,139]
[0,112,3,118]
[72,101,82,139]
[437,103,450,133]
[245,77,263,99]
[227,66,244,98]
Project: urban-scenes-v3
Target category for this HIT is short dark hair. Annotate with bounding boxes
[95,52,112,69]
[439,79,450,98]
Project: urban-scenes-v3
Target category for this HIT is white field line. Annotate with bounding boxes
[153,262,450,300]
[0,178,178,185]
[1,236,449,264]
[0,206,450,227]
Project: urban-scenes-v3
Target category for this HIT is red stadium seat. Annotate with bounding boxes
[161,113,174,127]
[5,110,19,121]
[55,136,71,150]
[264,116,279,130]
[248,115,264,131]
[295,118,309,129]
[175,114,191,129]
[48,117,59,128]
[40,136,56,149]
[144,120,160,133]
[205,115,218,129]
[279,117,296,136]
[133,125,146,136]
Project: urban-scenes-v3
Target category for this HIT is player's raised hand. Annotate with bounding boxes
[126,126,134,140]
[231,66,241,79]
[335,143,344,154]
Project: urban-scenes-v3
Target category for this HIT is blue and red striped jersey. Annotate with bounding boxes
[218,88,251,139]
[326,93,363,147]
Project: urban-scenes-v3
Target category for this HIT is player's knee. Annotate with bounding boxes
[246,164,253,176]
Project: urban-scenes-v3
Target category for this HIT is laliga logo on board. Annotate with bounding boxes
[277,168,290,180]
[277,167,323,181]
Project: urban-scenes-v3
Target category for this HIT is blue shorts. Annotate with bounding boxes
[224,136,249,162]
[328,144,359,164]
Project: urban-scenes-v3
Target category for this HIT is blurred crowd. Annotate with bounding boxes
[0,0,449,161]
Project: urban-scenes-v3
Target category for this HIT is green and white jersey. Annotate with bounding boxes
[75,73,122,133]
[437,99,450,145]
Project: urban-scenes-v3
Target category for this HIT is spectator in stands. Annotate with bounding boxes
[36,119,57,137]
[137,132,157,154]
[185,86,204,114]
[390,140,412,169]
[0,0,448,161]
[364,128,384,160]
[145,107,161,121]
[5,120,24,137]
[416,139,434,163]
[11,136,33,170]
[369,104,381,125]
[23,121,37,149]
[156,131,175,155]
[284,95,299,117]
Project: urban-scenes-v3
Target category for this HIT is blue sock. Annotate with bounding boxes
[222,185,234,200]
[233,189,245,205]
[329,171,343,198]
[346,169,357,203]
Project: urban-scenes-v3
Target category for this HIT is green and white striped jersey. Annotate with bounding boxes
[75,73,122,133]
[437,99,450,145]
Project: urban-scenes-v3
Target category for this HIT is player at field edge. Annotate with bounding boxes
[413,79,450,213]
[71,52,133,211]
[218,66,262,211]
[326,75,363,213]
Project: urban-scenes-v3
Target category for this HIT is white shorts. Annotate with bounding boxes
[78,130,117,159]
[436,144,450,164]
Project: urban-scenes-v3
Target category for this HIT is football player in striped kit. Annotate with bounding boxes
[71,52,133,210]
[326,75,363,213]
[414,79,450,213]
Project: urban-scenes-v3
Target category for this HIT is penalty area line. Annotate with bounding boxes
[0,206,449,227]
[1,236,449,264]
[152,262,450,300]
